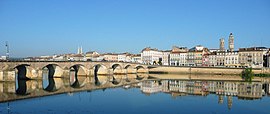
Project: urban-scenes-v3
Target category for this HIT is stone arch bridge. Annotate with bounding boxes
[0,61,149,81]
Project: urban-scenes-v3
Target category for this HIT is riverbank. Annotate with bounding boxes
[148,74,266,82]
[149,66,270,75]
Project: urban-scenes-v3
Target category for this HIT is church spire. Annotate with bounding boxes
[80,46,83,54]
[77,46,83,54]
[77,46,80,54]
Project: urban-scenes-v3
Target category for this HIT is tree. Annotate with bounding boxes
[241,68,254,82]
[158,58,162,65]
[158,60,162,65]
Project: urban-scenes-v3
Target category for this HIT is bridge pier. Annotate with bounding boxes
[108,68,114,75]
[126,68,137,74]
[61,69,70,79]
[0,71,3,81]
[25,69,42,80]
[0,83,3,93]
[137,68,149,74]
[89,68,94,76]
[2,70,16,81]
[37,69,44,79]
[3,82,16,93]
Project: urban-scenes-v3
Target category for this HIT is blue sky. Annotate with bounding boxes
[0,0,270,57]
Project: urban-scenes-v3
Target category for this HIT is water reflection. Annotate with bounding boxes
[94,75,109,86]
[15,79,38,95]
[2,74,270,112]
[111,75,123,85]
[140,79,267,100]
[15,71,30,95]
[136,73,148,80]
[69,68,88,88]
[42,68,64,91]
[16,79,28,95]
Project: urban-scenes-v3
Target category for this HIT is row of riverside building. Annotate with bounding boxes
[23,33,270,68]
[140,79,269,109]
[141,33,270,68]
[141,45,270,68]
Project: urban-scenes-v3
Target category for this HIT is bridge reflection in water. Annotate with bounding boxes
[1,74,270,112]
[0,72,148,102]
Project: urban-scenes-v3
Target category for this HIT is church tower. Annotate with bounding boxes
[228,33,234,52]
[77,46,83,54]
[219,38,225,51]
[80,46,83,54]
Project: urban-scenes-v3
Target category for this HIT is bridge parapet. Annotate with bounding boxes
[0,61,148,81]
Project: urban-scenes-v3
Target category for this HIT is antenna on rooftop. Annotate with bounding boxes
[5,41,9,59]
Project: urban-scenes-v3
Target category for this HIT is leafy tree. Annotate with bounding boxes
[158,60,162,65]
[241,68,254,82]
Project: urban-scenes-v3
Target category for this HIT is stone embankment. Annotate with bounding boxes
[149,66,270,75]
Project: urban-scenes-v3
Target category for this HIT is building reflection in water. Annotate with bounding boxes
[140,79,269,109]
[1,74,270,110]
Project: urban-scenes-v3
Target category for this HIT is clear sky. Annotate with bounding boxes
[0,0,270,57]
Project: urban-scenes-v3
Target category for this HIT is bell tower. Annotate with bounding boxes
[228,33,234,52]
[219,38,225,51]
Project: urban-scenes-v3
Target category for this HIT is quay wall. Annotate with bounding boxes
[149,66,270,75]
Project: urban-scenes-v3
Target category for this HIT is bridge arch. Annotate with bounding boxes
[14,64,32,80]
[135,65,148,73]
[93,64,109,86]
[42,64,63,78]
[112,63,122,70]
[70,64,87,76]
[124,64,136,74]
[136,73,148,80]
[93,64,108,75]
[111,63,123,74]
[69,64,88,88]
[124,74,137,82]
[70,76,88,88]
[124,64,131,69]
[111,75,123,85]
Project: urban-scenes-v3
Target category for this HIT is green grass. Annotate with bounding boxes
[255,73,270,77]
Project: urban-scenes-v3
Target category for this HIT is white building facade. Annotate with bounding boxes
[162,51,171,66]
[208,53,217,67]
[141,47,163,65]
[224,51,239,67]
[118,54,127,62]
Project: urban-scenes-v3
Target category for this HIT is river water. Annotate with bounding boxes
[0,74,270,114]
